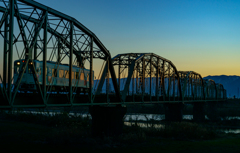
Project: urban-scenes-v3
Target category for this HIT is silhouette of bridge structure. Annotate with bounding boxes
[0,0,227,135]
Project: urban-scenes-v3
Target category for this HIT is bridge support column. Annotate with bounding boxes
[89,106,127,136]
[165,103,183,122]
[193,103,205,122]
[207,101,220,121]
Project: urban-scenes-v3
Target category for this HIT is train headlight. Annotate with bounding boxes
[17,62,20,65]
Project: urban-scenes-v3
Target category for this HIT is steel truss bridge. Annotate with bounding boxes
[0,0,226,109]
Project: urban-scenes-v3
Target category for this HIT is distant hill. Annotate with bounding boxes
[203,75,240,98]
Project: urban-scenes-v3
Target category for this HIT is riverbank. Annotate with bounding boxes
[126,99,240,117]
[0,110,240,152]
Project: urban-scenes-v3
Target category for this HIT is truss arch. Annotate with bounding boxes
[178,71,205,100]
[108,53,182,102]
[0,0,121,106]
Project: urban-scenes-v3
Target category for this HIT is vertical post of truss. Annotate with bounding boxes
[69,21,73,105]
[136,63,138,94]
[3,16,8,89]
[57,40,61,64]
[202,80,205,100]
[195,76,199,99]
[8,0,14,102]
[191,78,194,100]
[173,72,175,101]
[43,11,48,104]
[156,58,159,101]
[89,36,93,104]
[106,59,109,103]
[142,58,145,102]
[132,68,135,101]
[34,23,38,60]
[193,76,195,100]
[168,64,170,101]
[195,75,197,100]
[162,61,165,101]
[118,58,121,91]
[189,78,191,99]
[128,55,130,96]
[177,73,183,101]
[150,56,152,101]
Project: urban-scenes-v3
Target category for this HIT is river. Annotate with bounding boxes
[11,110,240,134]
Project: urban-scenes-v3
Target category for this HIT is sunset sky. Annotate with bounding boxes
[35,0,240,77]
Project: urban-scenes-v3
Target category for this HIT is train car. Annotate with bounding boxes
[13,59,94,93]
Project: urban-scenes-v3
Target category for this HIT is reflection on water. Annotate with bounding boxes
[224,129,240,134]
[124,114,194,121]
[225,116,240,120]
[124,122,165,128]
[124,114,164,121]
[10,110,240,134]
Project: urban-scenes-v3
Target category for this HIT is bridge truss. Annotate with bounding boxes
[0,0,226,109]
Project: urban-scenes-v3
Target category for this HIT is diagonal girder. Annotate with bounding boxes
[0,1,122,104]
[112,53,182,102]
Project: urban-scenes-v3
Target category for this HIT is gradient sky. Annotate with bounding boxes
[34,0,240,77]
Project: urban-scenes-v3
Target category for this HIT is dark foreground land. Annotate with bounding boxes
[0,99,240,152]
[1,118,240,153]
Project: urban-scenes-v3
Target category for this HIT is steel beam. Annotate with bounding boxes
[14,1,30,58]
[95,61,108,95]
[57,40,61,64]
[42,11,48,105]
[34,23,38,60]
[3,15,8,91]
[142,57,145,101]
[122,61,135,102]
[156,58,159,101]
[69,21,73,105]
[150,55,152,101]
[8,0,14,103]
[89,36,93,103]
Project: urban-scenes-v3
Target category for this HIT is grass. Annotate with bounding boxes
[122,121,217,141]
[0,109,239,152]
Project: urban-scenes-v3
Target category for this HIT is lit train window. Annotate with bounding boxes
[72,72,75,79]
[76,72,79,79]
[52,69,57,77]
[59,70,64,78]
[80,72,84,80]
[65,71,69,78]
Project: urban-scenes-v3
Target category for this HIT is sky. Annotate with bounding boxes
[11,0,240,77]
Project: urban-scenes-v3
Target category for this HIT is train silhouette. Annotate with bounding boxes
[14,59,93,93]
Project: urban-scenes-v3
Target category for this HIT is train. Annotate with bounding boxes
[13,59,93,93]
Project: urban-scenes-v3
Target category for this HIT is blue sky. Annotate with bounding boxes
[35,0,240,77]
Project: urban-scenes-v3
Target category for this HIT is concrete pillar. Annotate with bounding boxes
[165,103,183,122]
[206,101,220,121]
[89,106,127,137]
[193,103,205,122]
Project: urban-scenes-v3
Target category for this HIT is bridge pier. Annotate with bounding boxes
[89,105,127,137]
[207,101,220,121]
[193,103,205,122]
[165,103,184,122]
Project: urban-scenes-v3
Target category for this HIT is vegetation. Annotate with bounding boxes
[0,110,221,145]
[0,103,240,152]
